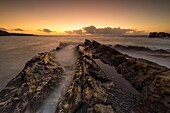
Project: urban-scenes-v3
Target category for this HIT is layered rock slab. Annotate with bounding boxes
[82,40,170,112]
[0,40,170,113]
[56,46,142,113]
[0,51,63,113]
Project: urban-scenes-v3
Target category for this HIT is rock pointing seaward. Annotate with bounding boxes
[0,40,170,113]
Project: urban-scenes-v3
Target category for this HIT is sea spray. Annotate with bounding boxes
[40,45,77,113]
[41,75,73,113]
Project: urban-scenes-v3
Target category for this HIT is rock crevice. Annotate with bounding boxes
[0,40,170,113]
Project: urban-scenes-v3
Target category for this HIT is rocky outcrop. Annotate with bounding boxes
[0,51,63,113]
[82,40,170,111]
[114,44,170,54]
[149,32,170,38]
[56,46,143,113]
[0,40,170,113]
[56,42,69,50]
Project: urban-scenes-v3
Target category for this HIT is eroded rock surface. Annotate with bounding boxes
[56,46,141,113]
[114,44,170,54]
[0,40,170,113]
[0,51,63,113]
[81,40,170,112]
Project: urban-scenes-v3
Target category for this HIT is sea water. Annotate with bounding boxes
[0,36,170,91]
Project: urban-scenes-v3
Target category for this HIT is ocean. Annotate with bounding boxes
[0,36,170,91]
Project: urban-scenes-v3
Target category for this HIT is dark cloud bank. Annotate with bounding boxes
[65,25,144,35]
[1,27,25,32]
[38,28,53,33]
[14,28,24,31]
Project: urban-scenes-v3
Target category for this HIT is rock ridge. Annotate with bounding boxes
[0,40,169,113]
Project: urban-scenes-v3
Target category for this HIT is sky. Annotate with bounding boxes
[0,0,170,35]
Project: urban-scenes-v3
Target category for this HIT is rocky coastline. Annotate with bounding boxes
[0,30,36,36]
[0,40,169,113]
[114,44,170,54]
[149,32,170,38]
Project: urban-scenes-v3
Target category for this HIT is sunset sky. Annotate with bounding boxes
[0,0,170,35]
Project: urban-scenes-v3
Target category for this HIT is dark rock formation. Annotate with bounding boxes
[114,44,170,54]
[0,51,63,113]
[0,30,36,36]
[0,40,170,113]
[82,40,170,112]
[56,46,141,113]
[0,30,9,36]
[149,32,170,38]
[56,42,68,50]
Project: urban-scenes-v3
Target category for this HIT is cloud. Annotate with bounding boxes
[65,25,144,35]
[83,25,96,34]
[126,29,146,35]
[73,29,83,34]
[38,28,52,33]
[0,27,7,31]
[65,30,73,34]
[43,29,52,33]
[65,29,83,34]
[14,28,24,31]
[95,27,132,35]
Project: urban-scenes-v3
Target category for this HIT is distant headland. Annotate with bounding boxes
[149,32,170,38]
[0,30,37,36]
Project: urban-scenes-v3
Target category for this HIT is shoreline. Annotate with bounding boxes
[0,40,169,112]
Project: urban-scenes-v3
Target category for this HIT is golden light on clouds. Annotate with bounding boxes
[0,0,170,35]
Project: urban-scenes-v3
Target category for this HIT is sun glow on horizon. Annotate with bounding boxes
[0,0,170,35]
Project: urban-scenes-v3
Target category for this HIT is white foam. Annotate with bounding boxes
[40,45,76,113]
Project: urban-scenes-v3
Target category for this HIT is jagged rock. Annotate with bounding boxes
[0,51,63,113]
[0,40,170,113]
[88,104,113,113]
[56,46,144,113]
[56,51,111,112]
[82,40,170,112]
[56,42,68,50]
[114,44,170,54]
